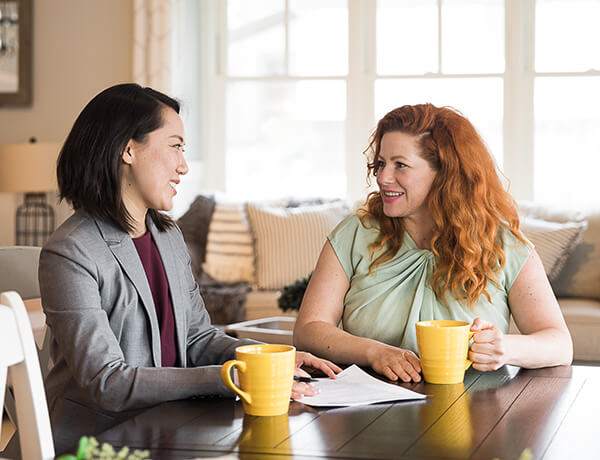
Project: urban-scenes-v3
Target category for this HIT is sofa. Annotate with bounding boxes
[516,201,600,362]
[178,195,600,362]
[177,195,349,324]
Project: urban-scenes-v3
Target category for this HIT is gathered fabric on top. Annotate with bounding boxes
[328,215,532,354]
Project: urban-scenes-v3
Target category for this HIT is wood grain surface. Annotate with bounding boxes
[91,365,600,460]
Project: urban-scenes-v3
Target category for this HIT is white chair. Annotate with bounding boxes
[0,291,54,460]
[0,246,51,376]
[0,247,52,455]
[0,245,47,347]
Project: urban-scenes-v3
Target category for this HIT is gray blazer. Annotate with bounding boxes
[39,210,254,452]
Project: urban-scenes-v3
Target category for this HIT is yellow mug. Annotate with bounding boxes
[416,320,475,384]
[221,344,295,416]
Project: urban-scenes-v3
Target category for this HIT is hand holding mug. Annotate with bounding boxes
[469,317,507,371]
[416,320,474,384]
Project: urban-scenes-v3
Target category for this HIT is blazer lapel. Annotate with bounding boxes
[149,218,188,367]
[94,216,162,367]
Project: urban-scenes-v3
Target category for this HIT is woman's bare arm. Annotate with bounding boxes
[294,241,422,382]
[470,250,573,370]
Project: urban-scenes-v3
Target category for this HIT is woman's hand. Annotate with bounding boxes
[291,351,342,399]
[367,343,421,382]
[295,351,342,378]
[469,317,508,371]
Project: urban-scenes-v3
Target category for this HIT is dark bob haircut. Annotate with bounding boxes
[57,83,180,233]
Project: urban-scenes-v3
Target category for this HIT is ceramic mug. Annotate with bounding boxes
[416,320,475,384]
[221,344,296,416]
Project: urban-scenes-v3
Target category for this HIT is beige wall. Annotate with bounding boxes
[0,0,133,245]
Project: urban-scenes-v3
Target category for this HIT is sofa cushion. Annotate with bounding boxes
[520,216,587,282]
[557,297,600,361]
[203,202,255,283]
[246,201,348,290]
[553,210,600,301]
[511,297,600,361]
[518,201,600,300]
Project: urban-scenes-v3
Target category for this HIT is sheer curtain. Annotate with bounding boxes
[132,0,210,218]
[132,0,174,92]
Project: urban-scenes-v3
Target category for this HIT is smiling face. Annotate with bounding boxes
[375,131,437,222]
[121,107,188,225]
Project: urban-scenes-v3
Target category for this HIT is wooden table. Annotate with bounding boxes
[94,365,600,459]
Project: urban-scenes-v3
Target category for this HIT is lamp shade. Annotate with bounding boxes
[0,142,60,193]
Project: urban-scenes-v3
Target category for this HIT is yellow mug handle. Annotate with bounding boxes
[221,360,251,405]
[465,331,475,370]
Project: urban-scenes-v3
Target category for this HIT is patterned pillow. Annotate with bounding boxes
[520,216,588,282]
[246,201,349,290]
[202,202,255,283]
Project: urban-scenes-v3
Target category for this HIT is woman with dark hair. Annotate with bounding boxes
[294,103,572,383]
[39,83,340,452]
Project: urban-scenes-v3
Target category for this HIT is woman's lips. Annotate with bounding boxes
[382,191,404,203]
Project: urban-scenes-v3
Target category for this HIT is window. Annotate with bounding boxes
[223,0,348,200]
[179,0,600,208]
[533,0,600,207]
[374,0,505,167]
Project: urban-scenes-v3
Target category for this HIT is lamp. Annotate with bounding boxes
[0,140,60,246]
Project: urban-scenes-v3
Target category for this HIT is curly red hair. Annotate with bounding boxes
[359,104,527,307]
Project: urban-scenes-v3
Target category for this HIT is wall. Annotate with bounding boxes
[0,0,133,246]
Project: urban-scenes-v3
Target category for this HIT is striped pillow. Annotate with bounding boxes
[520,216,588,282]
[202,203,255,283]
[246,201,349,290]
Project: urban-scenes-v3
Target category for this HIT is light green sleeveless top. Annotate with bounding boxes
[328,215,532,354]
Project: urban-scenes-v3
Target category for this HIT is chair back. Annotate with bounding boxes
[0,246,41,299]
[0,290,55,460]
[0,245,50,373]
[0,246,51,437]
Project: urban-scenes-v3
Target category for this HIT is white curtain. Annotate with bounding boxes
[132,0,174,92]
[131,0,214,217]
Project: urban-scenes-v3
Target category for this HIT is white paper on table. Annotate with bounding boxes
[296,364,427,407]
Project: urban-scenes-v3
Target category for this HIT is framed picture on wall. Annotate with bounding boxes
[0,0,32,106]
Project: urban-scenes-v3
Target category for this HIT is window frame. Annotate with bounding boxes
[193,0,597,204]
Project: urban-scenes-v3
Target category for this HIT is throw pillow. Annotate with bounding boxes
[520,216,588,282]
[551,209,600,300]
[202,202,255,283]
[246,201,349,290]
[177,194,216,280]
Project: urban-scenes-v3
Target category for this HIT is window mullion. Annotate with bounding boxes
[438,0,443,73]
[504,0,535,201]
[285,0,290,75]
[347,0,375,203]
[207,0,227,191]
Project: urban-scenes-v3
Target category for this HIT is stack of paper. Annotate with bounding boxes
[297,364,427,407]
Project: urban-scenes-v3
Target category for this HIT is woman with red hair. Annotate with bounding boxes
[294,104,572,382]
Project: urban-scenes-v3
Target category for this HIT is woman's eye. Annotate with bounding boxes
[377,160,385,168]
[171,143,185,152]
[395,162,407,169]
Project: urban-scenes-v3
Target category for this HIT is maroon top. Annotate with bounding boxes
[132,231,178,367]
